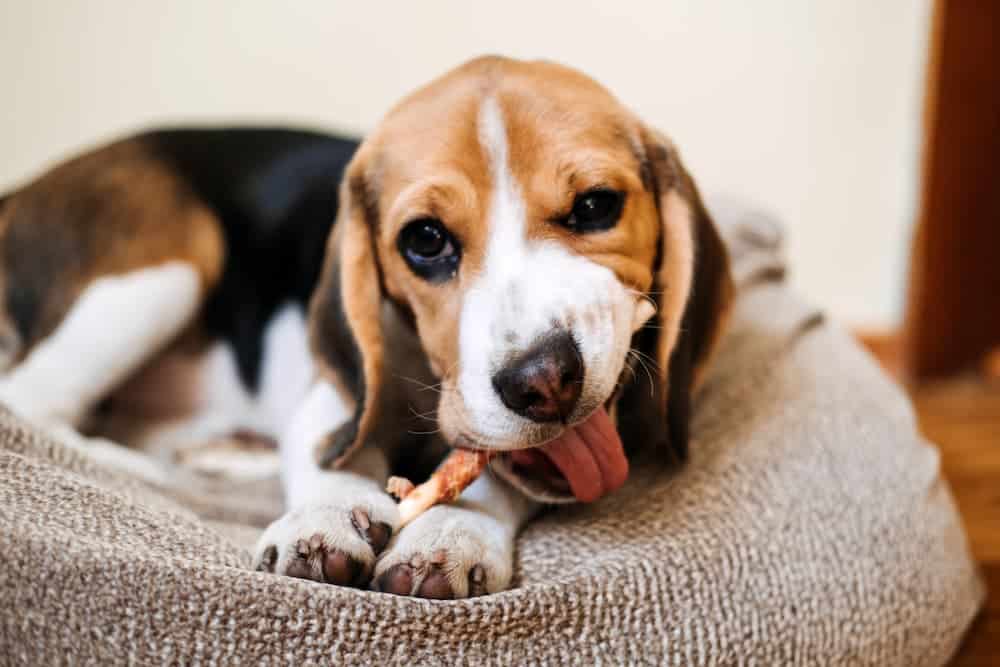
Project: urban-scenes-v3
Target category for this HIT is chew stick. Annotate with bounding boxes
[387,449,492,526]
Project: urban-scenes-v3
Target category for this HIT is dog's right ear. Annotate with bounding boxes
[309,150,386,470]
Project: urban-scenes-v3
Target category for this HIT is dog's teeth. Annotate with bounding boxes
[632,299,656,332]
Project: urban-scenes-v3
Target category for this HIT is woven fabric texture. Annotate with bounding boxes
[0,202,983,666]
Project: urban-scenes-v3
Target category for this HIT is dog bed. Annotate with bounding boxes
[0,200,983,665]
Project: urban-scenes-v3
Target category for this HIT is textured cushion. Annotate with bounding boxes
[0,201,984,665]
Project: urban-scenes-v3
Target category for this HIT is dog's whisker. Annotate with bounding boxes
[396,374,443,394]
[409,414,438,423]
[406,427,442,436]
[631,354,658,389]
[625,286,664,302]
[629,347,661,372]
[407,405,439,423]
[622,357,639,383]
[628,349,658,398]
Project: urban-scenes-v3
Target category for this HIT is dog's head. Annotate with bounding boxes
[311,56,732,501]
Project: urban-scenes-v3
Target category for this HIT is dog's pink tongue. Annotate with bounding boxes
[539,407,628,502]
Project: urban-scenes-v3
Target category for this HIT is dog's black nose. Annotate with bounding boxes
[492,332,584,423]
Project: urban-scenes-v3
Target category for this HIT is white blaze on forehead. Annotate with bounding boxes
[458,97,529,433]
[476,97,528,276]
[477,97,508,178]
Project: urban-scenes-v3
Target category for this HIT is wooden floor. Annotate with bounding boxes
[911,377,1000,665]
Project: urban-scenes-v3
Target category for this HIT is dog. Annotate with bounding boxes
[0,56,732,599]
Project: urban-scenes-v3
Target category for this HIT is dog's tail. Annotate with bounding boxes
[0,191,12,227]
[0,191,22,371]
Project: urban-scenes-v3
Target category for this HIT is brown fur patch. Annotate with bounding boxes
[0,137,223,354]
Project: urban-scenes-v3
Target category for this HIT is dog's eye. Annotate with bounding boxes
[564,189,624,232]
[397,218,461,282]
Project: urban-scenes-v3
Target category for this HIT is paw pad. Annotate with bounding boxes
[373,550,490,599]
[375,559,456,599]
[281,533,366,586]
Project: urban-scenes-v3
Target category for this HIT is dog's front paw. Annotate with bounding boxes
[372,505,513,599]
[254,498,398,588]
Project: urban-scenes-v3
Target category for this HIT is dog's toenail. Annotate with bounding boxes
[468,564,487,597]
[294,538,310,558]
[351,507,370,532]
[256,545,277,573]
[350,508,392,555]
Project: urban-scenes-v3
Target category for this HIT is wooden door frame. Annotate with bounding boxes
[902,0,1000,381]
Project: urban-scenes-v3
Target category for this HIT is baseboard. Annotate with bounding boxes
[853,329,903,380]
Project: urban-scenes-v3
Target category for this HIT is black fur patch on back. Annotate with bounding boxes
[146,128,360,390]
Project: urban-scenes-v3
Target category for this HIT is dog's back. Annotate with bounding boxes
[0,128,358,379]
[144,128,359,388]
[0,128,358,464]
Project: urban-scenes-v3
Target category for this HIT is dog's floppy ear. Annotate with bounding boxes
[309,151,386,470]
[623,127,733,462]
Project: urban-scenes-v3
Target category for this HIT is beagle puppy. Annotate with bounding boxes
[0,56,731,599]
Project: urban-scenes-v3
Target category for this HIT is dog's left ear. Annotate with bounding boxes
[308,149,387,469]
[623,127,734,461]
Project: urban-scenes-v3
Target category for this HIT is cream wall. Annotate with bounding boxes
[0,1,930,327]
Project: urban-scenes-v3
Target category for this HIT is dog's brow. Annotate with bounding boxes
[349,170,380,230]
[619,128,655,193]
[476,97,529,275]
[477,97,509,177]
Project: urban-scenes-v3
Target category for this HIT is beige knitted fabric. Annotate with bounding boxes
[0,204,984,666]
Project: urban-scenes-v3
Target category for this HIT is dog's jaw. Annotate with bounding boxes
[490,454,578,504]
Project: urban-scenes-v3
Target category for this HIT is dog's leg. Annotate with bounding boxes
[372,471,538,598]
[0,262,201,427]
[253,380,400,587]
[49,422,174,486]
